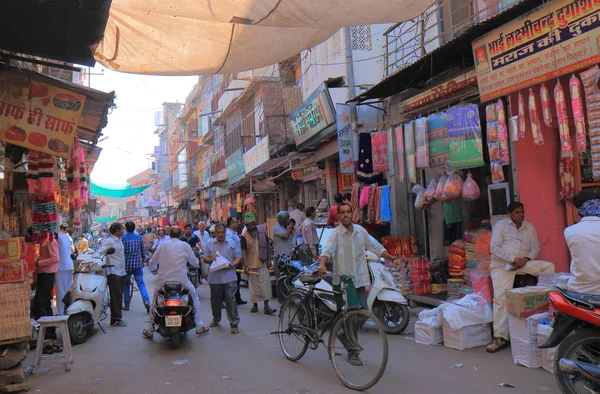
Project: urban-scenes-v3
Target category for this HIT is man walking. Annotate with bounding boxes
[56,224,75,315]
[143,226,208,338]
[122,221,151,313]
[301,207,319,262]
[272,211,295,277]
[99,222,128,327]
[204,224,242,334]
[226,217,247,305]
[193,221,210,251]
[241,213,277,315]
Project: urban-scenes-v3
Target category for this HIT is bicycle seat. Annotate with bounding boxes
[298,273,322,285]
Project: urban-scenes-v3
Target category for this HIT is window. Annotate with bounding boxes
[350,25,372,51]
[199,115,211,137]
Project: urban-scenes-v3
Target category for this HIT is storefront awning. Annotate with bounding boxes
[246,152,310,177]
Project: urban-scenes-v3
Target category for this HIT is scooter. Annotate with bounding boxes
[539,287,600,394]
[62,248,115,345]
[290,250,410,334]
[151,282,196,349]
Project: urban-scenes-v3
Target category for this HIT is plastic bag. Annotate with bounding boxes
[509,115,519,142]
[570,74,587,151]
[441,171,463,201]
[412,184,427,210]
[555,80,574,157]
[424,179,437,203]
[540,84,552,127]
[415,117,429,168]
[496,99,510,165]
[528,88,545,147]
[462,172,481,201]
[446,104,484,169]
[209,253,232,272]
[434,174,447,201]
[518,92,527,140]
[438,292,493,330]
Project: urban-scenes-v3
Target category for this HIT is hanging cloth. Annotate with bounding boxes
[357,132,383,184]
[359,186,371,208]
[363,187,373,224]
[371,131,389,172]
[380,185,392,223]
[351,183,360,223]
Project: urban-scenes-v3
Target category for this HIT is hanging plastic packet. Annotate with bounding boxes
[424,179,438,203]
[570,74,587,152]
[434,174,447,201]
[528,88,545,147]
[555,80,574,156]
[441,171,463,201]
[518,92,527,140]
[540,84,552,127]
[509,115,519,142]
[491,162,505,184]
[496,98,510,164]
[412,184,428,210]
[462,172,481,201]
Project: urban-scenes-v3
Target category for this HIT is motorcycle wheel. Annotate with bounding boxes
[555,327,600,394]
[169,333,181,349]
[68,314,90,345]
[376,301,410,335]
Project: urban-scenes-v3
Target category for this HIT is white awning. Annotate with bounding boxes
[94,0,435,75]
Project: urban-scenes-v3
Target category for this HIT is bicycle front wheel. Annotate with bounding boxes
[278,293,309,361]
[328,309,388,391]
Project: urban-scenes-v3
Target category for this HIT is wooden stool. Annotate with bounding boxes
[31,316,73,373]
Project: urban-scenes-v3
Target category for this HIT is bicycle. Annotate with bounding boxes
[272,271,388,391]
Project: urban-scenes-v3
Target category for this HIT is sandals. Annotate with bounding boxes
[122,306,130,311]
[208,321,220,328]
[231,327,240,334]
[110,320,127,327]
[264,307,277,315]
[142,329,153,339]
[196,326,209,335]
[250,305,258,313]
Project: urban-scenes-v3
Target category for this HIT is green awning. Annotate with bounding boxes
[91,182,150,198]
[94,215,117,223]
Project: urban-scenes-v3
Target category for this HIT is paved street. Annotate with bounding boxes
[26,272,560,394]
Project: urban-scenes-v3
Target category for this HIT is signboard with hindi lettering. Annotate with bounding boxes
[336,104,355,174]
[472,0,600,102]
[290,83,336,148]
[0,70,86,158]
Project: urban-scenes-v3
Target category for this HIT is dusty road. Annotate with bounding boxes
[26,272,560,394]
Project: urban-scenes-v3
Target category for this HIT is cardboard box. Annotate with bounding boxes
[537,324,557,374]
[442,319,491,350]
[0,260,27,284]
[508,314,542,368]
[0,238,24,262]
[415,321,443,346]
[506,286,550,318]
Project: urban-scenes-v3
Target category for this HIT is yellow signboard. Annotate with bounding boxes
[472,0,600,102]
[0,71,86,158]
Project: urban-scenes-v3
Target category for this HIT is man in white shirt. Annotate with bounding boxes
[99,222,128,327]
[56,224,75,315]
[289,203,306,231]
[193,221,211,251]
[487,202,554,353]
[143,226,208,338]
[566,191,600,294]
[225,217,246,304]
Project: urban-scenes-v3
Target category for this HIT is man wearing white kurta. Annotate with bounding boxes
[56,224,74,315]
[487,202,555,353]
[143,226,208,338]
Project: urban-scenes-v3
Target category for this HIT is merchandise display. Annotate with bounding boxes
[540,84,552,127]
[580,66,600,181]
[441,171,463,202]
[404,121,417,184]
[518,91,527,140]
[371,131,390,173]
[427,113,450,167]
[569,74,587,152]
[461,172,481,201]
[528,88,544,147]
[415,117,430,168]
[446,104,485,169]
[496,99,510,165]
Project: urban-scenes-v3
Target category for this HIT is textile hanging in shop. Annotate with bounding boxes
[351,183,360,224]
[357,132,383,184]
[443,202,463,225]
[404,121,417,184]
[386,128,395,177]
[26,151,56,195]
[393,125,405,183]
[380,185,392,223]
[95,0,435,75]
[415,117,429,168]
[371,131,389,173]
[447,104,484,169]
[427,113,449,167]
[91,182,150,197]
[32,194,58,242]
[359,186,371,209]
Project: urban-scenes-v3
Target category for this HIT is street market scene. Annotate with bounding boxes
[2,0,600,393]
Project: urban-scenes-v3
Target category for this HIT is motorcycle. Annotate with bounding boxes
[187,247,203,288]
[151,281,196,349]
[539,287,600,394]
[62,247,115,345]
[284,250,410,334]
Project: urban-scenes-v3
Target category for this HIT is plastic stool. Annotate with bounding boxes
[31,315,73,373]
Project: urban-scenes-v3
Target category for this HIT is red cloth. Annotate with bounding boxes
[327,205,340,226]
[371,132,389,172]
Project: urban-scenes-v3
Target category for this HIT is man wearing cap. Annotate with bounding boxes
[56,223,75,315]
[241,213,277,315]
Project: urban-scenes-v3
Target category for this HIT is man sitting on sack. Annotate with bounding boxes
[487,201,555,353]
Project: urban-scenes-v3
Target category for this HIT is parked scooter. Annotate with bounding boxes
[539,287,600,394]
[151,281,196,349]
[288,250,410,334]
[62,248,115,345]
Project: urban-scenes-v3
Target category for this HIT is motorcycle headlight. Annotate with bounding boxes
[180,294,189,306]
[156,294,165,307]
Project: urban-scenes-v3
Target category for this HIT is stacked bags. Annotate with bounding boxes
[410,258,431,295]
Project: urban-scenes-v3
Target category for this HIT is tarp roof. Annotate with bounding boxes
[95,0,435,75]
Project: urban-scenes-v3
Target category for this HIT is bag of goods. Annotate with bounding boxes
[381,236,418,257]
[415,117,430,168]
[447,278,463,301]
[433,174,447,201]
[540,84,552,127]
[496,99,510,164]
[410,258,430,272]
[423,179,438,203]
[509,115,519,142]
[449,245,466,257]
[581,66,600,181]
[555,80,574,156]
[410,270,431,282]
[412,184,428,210]
[447,104,484,169]
[528,88,545,147]
[462,172,481,201]
[441,171,463,201]
[448,253,466,271]
[428,113,450,167]
[518,92,527,140]
[474,231,492,255]
[570,74,587,152]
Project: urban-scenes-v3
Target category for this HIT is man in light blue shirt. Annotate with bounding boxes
[204,223,242,334]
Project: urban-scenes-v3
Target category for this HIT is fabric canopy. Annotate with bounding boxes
[94,215,117,223]
[91,182,150,197]
[94,0,435,75]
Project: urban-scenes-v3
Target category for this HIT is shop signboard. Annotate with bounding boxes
[0,70,86,158]
[226,148,245,185]
[291,165,320,181]
[399,71,478,117]
[336,104,355,174]
[243,135,270,174]
[472,0,600,102]
[290,83,336,147]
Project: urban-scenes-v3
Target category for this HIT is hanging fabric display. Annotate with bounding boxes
[496,99,510,165]
[379,185,392,223]
[540,84,553,127]
[371,131,389,173]
[528,88,545,147]
[518,92,527,140]
[351,183,360,223]
[404,121,417,183]
[570,74,587,152]
[446,104,484,169]
[581,66,600,181]
[415,117,429,168]
[386,127,395,177]
[427,113,449,167]
[357,132,383,184]
[393,125,405,183]
[486,102,504,183]
[31,194,58,243]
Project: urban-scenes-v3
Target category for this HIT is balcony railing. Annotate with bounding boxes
[384,0,521,76]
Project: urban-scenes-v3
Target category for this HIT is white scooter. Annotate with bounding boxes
[291,250,410,334]
[63,248,115,344]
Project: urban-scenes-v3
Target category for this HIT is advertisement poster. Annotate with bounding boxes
[472,0,600,102]
[0,71,86,158]
[336,104,355,174]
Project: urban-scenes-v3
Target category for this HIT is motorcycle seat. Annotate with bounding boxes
[298,273,322,285]
[559,287,600,309]
[164,282,183,293]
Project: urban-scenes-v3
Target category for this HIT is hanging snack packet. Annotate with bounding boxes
[412,184,428,210]
[555,80,574,156]
[540,84,552,127]
[570,74,587,152]
[509,115,519,142]
[462,172,481,201]
[434,174,447,201]
[441,171,463,201]
[518,92,527,140]
[491,161,505,183]
[424,179,438,203]
[528,88,545,147]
